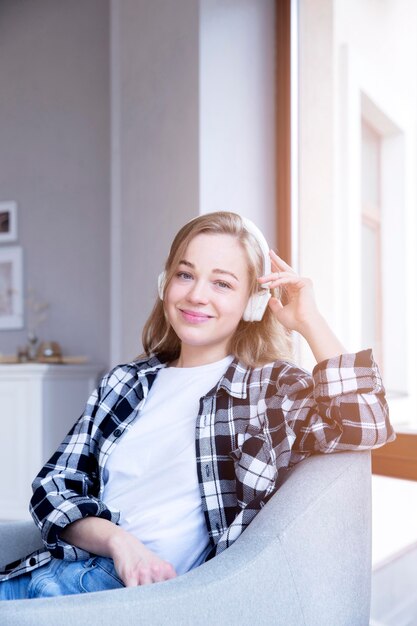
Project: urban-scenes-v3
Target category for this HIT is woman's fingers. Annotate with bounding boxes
[138,568,153,585]
[161,563,177,581]
[269,250,296,274]
[258,271,290,283]
[268,297,283,311]
[258,251,298,286]
[258,271,305,289]
[114,538,177,587]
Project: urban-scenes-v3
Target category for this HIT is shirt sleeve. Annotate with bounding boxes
[215,349,395,557]
[29,371,121,561]
[277,348,395,454]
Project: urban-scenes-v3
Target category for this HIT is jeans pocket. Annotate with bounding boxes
[79,557,124,593]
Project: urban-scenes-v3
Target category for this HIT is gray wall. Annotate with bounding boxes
[0,0,110,367]
[111,0,200,364]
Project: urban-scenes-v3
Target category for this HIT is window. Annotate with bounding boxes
[361,94,408,408]
[361,121,383,370]
[275,0,294,265]
[359,101,416,477]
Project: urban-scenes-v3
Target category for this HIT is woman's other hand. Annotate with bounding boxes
[258,250,347,362]
[109,529,177,587]
[258,250,320,334]
[60,517,177,587]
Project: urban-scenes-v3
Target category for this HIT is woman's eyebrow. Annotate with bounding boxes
[178,259,239,282]
[212,268,239,282]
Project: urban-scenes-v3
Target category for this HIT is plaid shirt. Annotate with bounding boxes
[0,349,394,581]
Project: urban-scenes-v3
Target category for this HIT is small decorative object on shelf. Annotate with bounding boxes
[17,345,29,363]
[27,331,38,361]
[36,341,63,363]
[26,288,50,361]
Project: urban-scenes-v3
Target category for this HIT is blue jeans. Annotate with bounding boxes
[0,556,125,600]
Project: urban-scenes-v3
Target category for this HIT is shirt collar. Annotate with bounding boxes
[134,354,168,387]
[136,354,250,400]
[216,358,250,399]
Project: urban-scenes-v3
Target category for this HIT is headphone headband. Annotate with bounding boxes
[240,216,271,283]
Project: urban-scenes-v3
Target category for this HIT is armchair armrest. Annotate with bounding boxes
[1,451,371,626]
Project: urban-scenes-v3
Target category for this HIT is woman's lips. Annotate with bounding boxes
[179,309,213,323]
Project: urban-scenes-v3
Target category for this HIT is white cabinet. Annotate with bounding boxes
[0,364,102,520]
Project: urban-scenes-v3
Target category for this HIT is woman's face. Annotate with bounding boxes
[165,233,251,365]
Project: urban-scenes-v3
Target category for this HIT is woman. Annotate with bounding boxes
[0,211,394,599]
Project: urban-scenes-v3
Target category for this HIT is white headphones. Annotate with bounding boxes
[157,215,272,322]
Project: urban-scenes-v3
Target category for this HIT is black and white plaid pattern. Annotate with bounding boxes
[0,349,394,581]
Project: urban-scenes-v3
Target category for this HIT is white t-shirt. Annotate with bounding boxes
[102,354,234,575]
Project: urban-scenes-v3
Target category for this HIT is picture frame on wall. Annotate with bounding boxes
[0,246,23,329]
[0,201,18,243]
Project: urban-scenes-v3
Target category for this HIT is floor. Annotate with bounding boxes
[370,475,417,624]
[371,543,417,625]
[372,475,417,567]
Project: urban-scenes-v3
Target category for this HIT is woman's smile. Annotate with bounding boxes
[179,309,214,323]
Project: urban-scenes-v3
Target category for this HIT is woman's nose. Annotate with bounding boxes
[186,280,209,303]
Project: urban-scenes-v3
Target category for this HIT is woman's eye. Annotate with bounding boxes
[215,281,231,290]
[176,271,193,280]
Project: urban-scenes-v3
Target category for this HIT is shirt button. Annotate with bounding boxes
[29,557,37,566]
[114,429,122,438]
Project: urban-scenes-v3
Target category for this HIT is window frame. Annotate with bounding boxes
[275,0,293,265]
[361,120,384,372]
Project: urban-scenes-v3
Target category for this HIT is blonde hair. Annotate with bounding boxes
[139,211,293,368]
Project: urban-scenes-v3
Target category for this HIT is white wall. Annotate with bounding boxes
[199,0,276,238]
[298,0,337,369]
[0,0,110,367]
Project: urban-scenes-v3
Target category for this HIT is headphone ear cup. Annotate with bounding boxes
[243,291,271,322]
[158,271,166,300]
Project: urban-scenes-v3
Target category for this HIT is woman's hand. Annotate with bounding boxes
[109,529,177,587]
[60,517,176,587]
[258,250,347,362]
[258,250,320,335]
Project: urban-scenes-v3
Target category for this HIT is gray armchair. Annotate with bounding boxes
[0,451,371,626]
